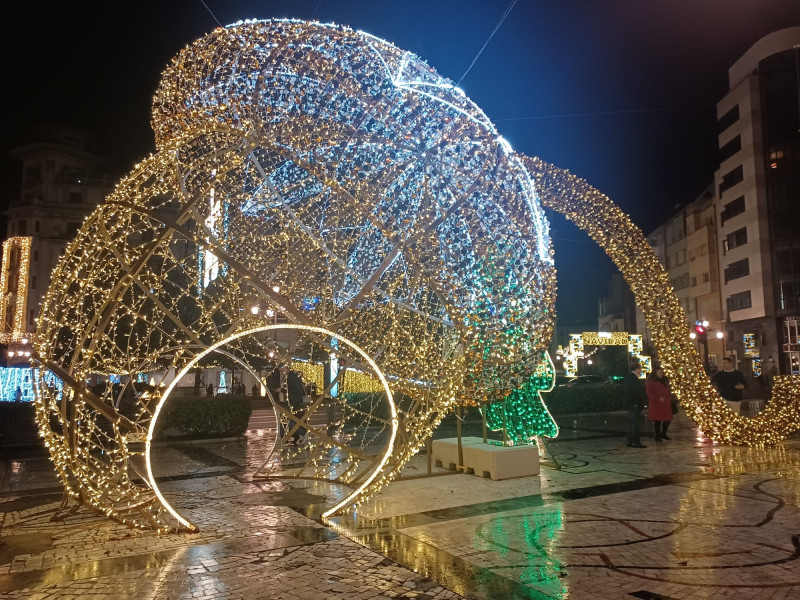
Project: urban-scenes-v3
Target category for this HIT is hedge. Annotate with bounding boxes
[542,382,625,414]
[0,395,252,445]
[153,394,252,440]
[345,384,625,422]
[0,401,35,420]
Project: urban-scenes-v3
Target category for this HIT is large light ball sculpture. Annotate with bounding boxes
[32,19,558,532]
[32,19,799,533]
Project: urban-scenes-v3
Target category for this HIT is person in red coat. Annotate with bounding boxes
[646,368,673,442]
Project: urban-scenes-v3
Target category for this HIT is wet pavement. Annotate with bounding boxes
[1,409,799,599]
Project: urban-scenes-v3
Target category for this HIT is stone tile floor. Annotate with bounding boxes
[1,410,799,599]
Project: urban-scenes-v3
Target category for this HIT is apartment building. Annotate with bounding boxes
[1,124,116,365]
[647,185,725,370]
[714,27,800,377]
[597,273,638,333]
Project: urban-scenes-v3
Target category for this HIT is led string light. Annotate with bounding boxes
[0,236,33,343]
[33,20,799,534]
[144,323,397,529]
[556,332,650,380]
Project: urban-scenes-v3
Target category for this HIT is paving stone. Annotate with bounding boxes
[1,421,799,598]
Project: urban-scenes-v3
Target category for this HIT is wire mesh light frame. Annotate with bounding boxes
[32,19,556,531]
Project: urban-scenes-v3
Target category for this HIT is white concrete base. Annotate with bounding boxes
[431,437,540,480]
[462,443,540,480]
[431,437,485,470]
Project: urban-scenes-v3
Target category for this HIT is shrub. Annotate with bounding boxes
[0,402,36,443]
[343,384,625,427]
[542,382,625,414]
[153,394,252,440]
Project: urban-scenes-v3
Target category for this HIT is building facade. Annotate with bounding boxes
[1,124,116,365]
[647,185,725,370]
[597,272,639,334]
[714,28,800,378]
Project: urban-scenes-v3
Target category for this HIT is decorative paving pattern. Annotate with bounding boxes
[1,414,799,599]
[0,445,464,599]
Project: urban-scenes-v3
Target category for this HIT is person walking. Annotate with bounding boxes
[266,366,282,403]
[206,383,214,397]
[712,357,746,415]
[623,362,647,448]
[281,364,308,445]
[768,363,779,390]
[646,367,673,442]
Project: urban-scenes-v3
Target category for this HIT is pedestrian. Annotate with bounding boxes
[282,363,308,445]
[13,386,22,403]
[768,363,778,390]
[252,382,260,398]
[266,366,282,402]
[623,362,647,448]
[206,382,214,397]
[646,367,672,442]
[711,357,746,415]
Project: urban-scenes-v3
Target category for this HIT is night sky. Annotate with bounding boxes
[2,0,799,326]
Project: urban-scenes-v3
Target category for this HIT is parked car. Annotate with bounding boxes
[558,375,606,387]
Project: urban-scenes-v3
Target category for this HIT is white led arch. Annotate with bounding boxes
[145,323,398,530]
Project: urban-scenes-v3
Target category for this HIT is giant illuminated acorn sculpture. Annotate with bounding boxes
[32,19,799,532]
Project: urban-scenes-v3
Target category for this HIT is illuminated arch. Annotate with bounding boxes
[145,324,397,530]
[559,331,651,379]
[524,155,800,446]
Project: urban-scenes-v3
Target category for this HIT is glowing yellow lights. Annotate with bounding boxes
[524,155,800,446]
[0,236,33,343]
[290,360,384,395]
[582,331,628,346]
[560,332,650,379]
[34,19,549,531]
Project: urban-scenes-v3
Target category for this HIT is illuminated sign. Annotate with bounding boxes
[582,331,629,346]
[561,331,650,379]
[743,333,759,357]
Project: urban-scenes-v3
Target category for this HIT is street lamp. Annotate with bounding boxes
[689,320,722,374]
[692,320,710,373]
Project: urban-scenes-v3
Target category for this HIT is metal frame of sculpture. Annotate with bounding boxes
[31,19,799,533]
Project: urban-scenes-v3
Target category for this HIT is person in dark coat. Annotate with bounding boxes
[281,364,308,445]
[711,357,746,415]
[623,363,648,448]
[266,366,282,403]
[646,368,673,442]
